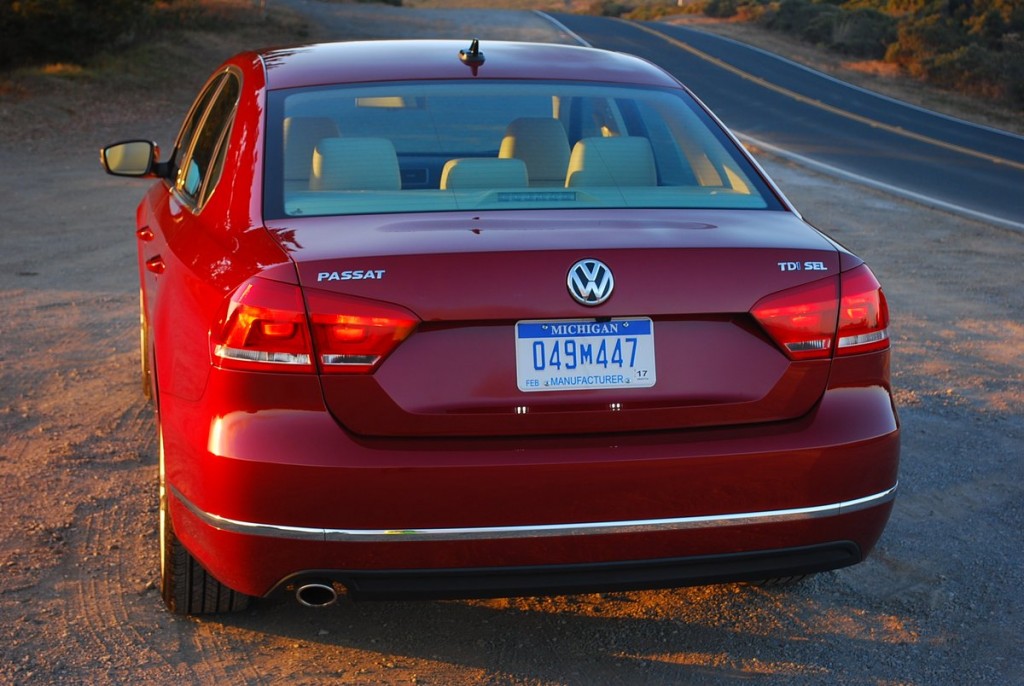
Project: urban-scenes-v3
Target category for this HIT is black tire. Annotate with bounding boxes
[159,432,250,615]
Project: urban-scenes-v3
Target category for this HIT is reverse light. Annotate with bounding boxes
[212,278,314,372]
[212,277,418,374]
[751,265,890,361]
[836,264,890,356]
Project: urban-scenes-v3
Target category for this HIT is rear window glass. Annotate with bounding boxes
[264,80,783,218]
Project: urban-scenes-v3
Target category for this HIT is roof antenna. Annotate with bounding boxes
[459,39,485,76]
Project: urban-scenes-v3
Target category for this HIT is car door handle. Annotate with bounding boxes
[145,256,166,274]
[136,226,155,241]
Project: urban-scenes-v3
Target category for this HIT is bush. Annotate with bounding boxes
[587,0,629,17]
[831,8,897,58]
[704,0,741,18]
[625,2,692,21]
[704,0,1024,105]
[1,0,157,69]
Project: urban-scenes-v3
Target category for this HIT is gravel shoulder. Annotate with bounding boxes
[1,2,1021,684]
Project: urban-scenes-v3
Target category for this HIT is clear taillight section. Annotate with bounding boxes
[212,277,418,374]
[836,264,890,356]
[212,278,315,372]
[751,265,889,361]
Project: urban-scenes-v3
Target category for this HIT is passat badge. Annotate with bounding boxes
[567,259,614,306]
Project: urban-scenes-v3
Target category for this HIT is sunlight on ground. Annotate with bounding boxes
[466,584,921,644]
[617,650,830,677]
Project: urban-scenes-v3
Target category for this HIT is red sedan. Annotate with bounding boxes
[102,39,898,615]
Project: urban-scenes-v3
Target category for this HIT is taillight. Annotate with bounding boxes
[751,265,890,361]
[212,278,315,372]
[212,277,418,374]
[305,290,417,374]
[836,264,890,356]
[751,277,838,360]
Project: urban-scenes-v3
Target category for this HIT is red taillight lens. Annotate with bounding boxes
[306,291,418,374]
[751,277,838,360]
[751,265,890,361]
[212,278,315,372]
[836,264,890,356]
[212,278,419,374]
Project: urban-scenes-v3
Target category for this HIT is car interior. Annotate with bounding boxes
[269,82,774,217]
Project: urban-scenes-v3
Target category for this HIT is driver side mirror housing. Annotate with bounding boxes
[101,140,170,178]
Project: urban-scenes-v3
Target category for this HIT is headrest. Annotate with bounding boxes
[441,158,528,190]
[310,137,401,191]
[283,116,340,182]
[565,136,657,187]
[499,117,570,187]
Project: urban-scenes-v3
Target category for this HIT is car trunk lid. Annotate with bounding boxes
[266,209,844,437]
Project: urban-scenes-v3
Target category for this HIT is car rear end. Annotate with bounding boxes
[164,41,898,603]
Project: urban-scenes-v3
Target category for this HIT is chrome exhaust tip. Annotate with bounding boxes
[295,582,338,608]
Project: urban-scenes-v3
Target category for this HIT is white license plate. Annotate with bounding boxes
[515,318,656,392]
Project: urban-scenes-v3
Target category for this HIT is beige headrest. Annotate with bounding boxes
[310,138,401,191]
[441,158,528,190]
[565,136,657,187]
[499,117,570,187]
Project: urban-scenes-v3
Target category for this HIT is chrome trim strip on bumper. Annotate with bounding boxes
[171,482,897,543]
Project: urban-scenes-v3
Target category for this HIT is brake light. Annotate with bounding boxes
[751,265,890,361]
[751,277,838,360]
[212,278,315,372]
[836,264,890,356]
[212,278,418,374]
[306,291,417,374]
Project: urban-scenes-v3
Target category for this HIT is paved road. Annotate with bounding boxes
[545,13,1024,231]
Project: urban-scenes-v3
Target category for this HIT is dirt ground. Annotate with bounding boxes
[1,2,1022,684]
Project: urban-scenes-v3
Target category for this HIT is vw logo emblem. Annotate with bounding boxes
[567,259,614,306]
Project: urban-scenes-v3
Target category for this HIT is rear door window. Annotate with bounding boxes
[174,71,241,210]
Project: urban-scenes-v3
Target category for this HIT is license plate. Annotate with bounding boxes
[515,318,656,392]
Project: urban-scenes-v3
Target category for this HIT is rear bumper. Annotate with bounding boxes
[163,371,899,597]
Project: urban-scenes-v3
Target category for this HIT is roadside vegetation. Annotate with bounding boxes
[590,0,1024,107]
[3,0,1021,118]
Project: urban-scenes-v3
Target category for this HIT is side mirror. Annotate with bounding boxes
[101,140,162,177]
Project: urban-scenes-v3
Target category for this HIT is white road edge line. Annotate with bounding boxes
[534,10,592,48]
[533,11,1024,235]
[664,23,1024,143]
[740,133,1024,234]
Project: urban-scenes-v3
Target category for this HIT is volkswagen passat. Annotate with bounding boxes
[102,39,898,615]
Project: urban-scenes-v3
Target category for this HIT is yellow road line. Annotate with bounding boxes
[628,21,1024,172]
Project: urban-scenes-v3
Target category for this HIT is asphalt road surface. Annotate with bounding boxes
[546,13,1024,232]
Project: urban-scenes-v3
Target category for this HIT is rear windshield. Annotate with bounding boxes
[263,80,783,218]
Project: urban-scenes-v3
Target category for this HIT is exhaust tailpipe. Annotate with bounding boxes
[296,581,338,607]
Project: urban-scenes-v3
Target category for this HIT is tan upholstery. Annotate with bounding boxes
[565,136,657,188]
[440,158,528,190]
[283,116,340,184]
[498,117,570,187]
[310,138,401,191]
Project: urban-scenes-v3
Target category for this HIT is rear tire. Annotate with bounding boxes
[159,430,250,615]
